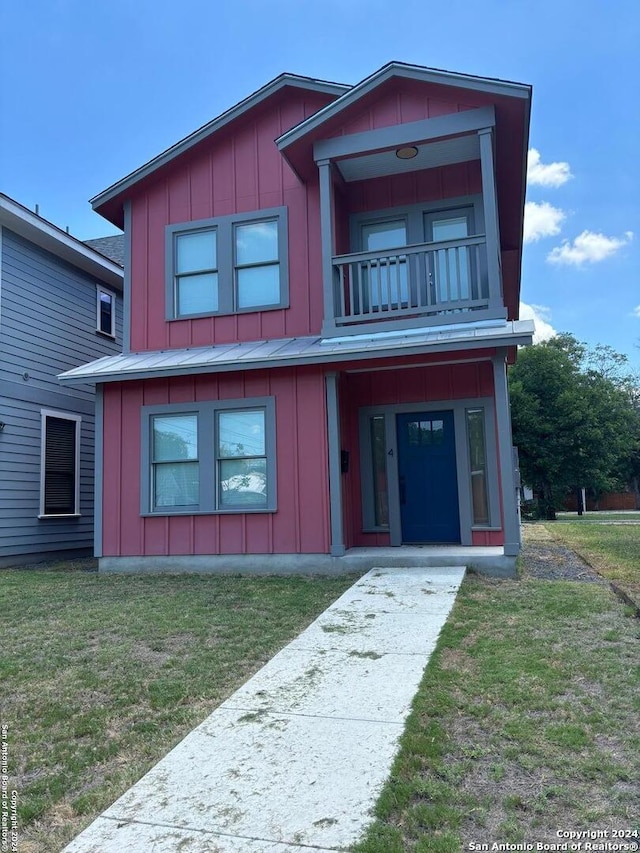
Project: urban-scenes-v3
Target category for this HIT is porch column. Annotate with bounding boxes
[493,350,521,556]
[94,384,104,558]
[318,158,336,336]
[325,371,345,556]
[478,127,504,313]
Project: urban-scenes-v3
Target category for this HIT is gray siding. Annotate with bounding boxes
[0,228,122,564]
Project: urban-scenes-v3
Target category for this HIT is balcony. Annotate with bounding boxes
[314,110,509,337]
[331,234,498,332]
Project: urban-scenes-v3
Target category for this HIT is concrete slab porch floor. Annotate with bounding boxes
[64,565,466,853]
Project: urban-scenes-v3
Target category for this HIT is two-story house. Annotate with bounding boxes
[0,194,124,566]
[60,62,533,575]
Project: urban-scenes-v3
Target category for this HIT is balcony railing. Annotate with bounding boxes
[331,235,493,329]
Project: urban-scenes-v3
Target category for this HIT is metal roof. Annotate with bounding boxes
[58,320,534,385]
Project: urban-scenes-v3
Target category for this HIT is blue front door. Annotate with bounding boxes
[396,410,460,543]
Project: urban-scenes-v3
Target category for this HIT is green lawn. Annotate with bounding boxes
[352,572,640,852]
[544,521,640,607]
[0,569,355,852]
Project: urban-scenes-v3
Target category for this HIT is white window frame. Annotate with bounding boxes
[96,284,116,338]
[141,398,277,516]
[165,207,289,320]
[39,409,82,518]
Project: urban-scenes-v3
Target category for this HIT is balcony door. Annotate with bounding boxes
[361,219,408,310]
[424,207,476,303]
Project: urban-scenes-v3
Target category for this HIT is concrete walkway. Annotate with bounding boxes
[65,566,465,852]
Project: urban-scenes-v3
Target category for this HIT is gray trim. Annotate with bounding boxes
[465,405,500,530]
[165,207,289,320]
[313,107,495,163]
[96,283,116,338]
[123,200,132,352]
[277,62,530,151]
[59,322,535,385]
[1,380,94,414]
[0,193,123,288]
[350,195,485,249]
[140,397,277,516]
[318,161,337,336]
[325,373,345,557]
[478,128,502,309]
[94,385,104,557]
[492,351,521,555]
[91,75,349,213]
[358,397,500,547]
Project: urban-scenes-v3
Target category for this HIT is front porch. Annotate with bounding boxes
[325,351,522,563]
[340,545,516,577]
[98,544,516,577]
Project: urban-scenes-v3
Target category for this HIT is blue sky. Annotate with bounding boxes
[1,0,637,366]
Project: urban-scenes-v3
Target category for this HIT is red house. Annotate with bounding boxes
[60,62,533,575]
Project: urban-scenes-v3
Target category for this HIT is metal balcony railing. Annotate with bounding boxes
[331,235,490,327]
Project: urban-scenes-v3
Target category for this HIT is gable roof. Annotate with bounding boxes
[90,73,349,223]
[276,61,531,153]
[0,193,123,289]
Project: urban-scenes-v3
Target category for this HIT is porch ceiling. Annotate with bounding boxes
[336,134,479,182]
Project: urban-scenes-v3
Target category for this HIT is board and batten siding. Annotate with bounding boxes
[338,356,502,550]
[128,88,333,353]
[0,227,122,565]
[101,367,330,558]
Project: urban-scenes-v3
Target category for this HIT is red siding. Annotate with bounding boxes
[340,358,499,548]
[325,78,479,139]
[347,161,482,215]
[101,366,330,557]
[128,91,332,353]
[127,85,493,353]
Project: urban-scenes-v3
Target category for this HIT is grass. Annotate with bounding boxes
[352,571,640,852]
[0,568,356,852]
[556,511,640,523]
[542,520,640,607]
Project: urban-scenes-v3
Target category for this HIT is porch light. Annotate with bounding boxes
[395,146,418,160]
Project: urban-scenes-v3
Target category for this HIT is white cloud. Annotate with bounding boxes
[632,305,640,318]
[547,230,633,266]
[524,201,565,243]
[527,149,573,188]
[519,302,557,343]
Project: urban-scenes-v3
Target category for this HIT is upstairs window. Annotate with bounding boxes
[166,207,288,319]
[96,285,116,337]
[175,230,218,316]
[40,411,81,517]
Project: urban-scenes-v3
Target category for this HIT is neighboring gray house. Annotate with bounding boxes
[0,193,124,566]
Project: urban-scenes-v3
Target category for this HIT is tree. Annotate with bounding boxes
[509,334,640,519]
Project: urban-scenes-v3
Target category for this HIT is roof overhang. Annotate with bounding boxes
[91,74,349,228]
[59,320,534,385]
[275,62,531,260]
[278,62,529,153]
[0,194,124,289]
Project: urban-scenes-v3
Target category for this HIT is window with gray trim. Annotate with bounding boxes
[39,410,81,517]
[96,285,116,337]
[141,398,277,514]
[166,207,288,319]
